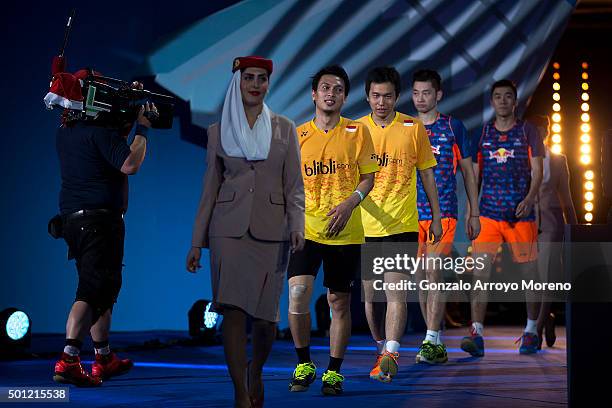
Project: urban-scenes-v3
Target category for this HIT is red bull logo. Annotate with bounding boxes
[489,148,515,163]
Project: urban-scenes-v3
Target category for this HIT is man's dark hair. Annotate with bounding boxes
[365,66,401,97]
[311,65,350,96]
[490,79,518,99]
[412,69,442,92]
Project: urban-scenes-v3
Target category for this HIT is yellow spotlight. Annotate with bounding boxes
[585,181,594,191]
[582,82,589,90]
[585,213,593,222]
[581,134,591,143]
[581,144,591,154]
[581,123,591,133]
[582,72,589,80]
[553,82,561,91]
[552,113,562,123]
[553,92,561,101]
[582,92,590,101]
[581,102,590,111]
[581,113,590,122]
[581,155,592,165]
[585,191,594,201]
[554,62,561,69]
[551,144,562,154]
[552,134,562,144]
[582,62,589,69]
[552,103,561,112]
[553,72,560,80]
[585,202,594,212]
[552,123,562,133]
[585,170,594,180]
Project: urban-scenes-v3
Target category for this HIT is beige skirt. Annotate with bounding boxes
[209,232,290,322]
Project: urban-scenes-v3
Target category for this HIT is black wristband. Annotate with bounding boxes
[135,124,149,138]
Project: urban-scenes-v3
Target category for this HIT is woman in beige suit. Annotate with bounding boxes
[186,56,305,408]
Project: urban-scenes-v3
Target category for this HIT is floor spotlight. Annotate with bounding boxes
[1,308,31,358]
[188,300,222,345]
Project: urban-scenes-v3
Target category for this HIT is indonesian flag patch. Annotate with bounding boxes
[404,119,414,126]
[346,125,357,133]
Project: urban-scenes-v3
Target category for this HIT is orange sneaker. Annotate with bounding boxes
[379,351,400,382]
[369,354,383,380]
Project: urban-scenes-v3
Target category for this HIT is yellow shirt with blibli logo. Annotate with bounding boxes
[357,112,437,237]
[297,117,379,245]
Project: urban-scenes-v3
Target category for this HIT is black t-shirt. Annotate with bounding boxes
[56,122,132,215]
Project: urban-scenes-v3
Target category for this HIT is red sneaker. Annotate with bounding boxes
[53,353,102,387]
[91,352,133,380]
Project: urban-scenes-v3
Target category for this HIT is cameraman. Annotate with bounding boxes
[52,78,157,387]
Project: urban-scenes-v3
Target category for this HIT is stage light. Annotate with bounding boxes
[552,103,561,112]
[553,93,560,101]
[582,72,589,80]
[553,62,560,69]
[582,62,588,69]
[553,82,560,91]
[0,308,31,357]
[585,212,593,222]
[552,113,561,123]
[581,134,591,143]
[581,103,589,112]
[581,113,590,122]
[581,123,591,133]
[580,144,591,154]
[551,144,562,154]
[188,300,221,345]
[582,92,590,101]
[585,181,594,191]
[585,202,594,212]
[552,123,562,133]
[581,155,591,165]
[553,72,560,80]
[585,170,594,180]
[582,83,589,90]
[552,134,562,144]
[585,191,594,201]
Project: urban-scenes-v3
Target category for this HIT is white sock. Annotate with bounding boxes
[436,330,443,345]
[63,345,80,356]
[385,340,400,353]
[472,322,484,336]
[95,345,111,356]
[525,319,538,335]
[375,339,386,355]
[425,330,437,343]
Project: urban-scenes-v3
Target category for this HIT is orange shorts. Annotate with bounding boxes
[417,218,457,256]
[472,216,538,263]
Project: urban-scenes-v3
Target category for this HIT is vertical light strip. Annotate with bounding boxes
[580,61,594,223]
[551,62,562,154]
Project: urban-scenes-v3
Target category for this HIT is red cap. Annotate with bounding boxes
[232,56,273,75]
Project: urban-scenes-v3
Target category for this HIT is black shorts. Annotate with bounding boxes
[362,232,419,280]
[287,240,360,293]
[365,232,418,243]
[62,211,125,313]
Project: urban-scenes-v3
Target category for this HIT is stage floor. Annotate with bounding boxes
[0,326,566,407]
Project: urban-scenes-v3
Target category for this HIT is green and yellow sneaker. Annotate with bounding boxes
[416,340,447,364]
[321,370,344,395]
[289,361,316,392]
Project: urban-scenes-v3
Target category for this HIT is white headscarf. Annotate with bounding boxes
[220,71,271,161]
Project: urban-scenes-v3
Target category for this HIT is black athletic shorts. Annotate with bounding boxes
[362,232,419,280]
[62,211,125,314]
[287,239,360,293]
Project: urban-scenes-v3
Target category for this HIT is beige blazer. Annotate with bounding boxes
[536,152,570,233]
[191,113,304,247]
